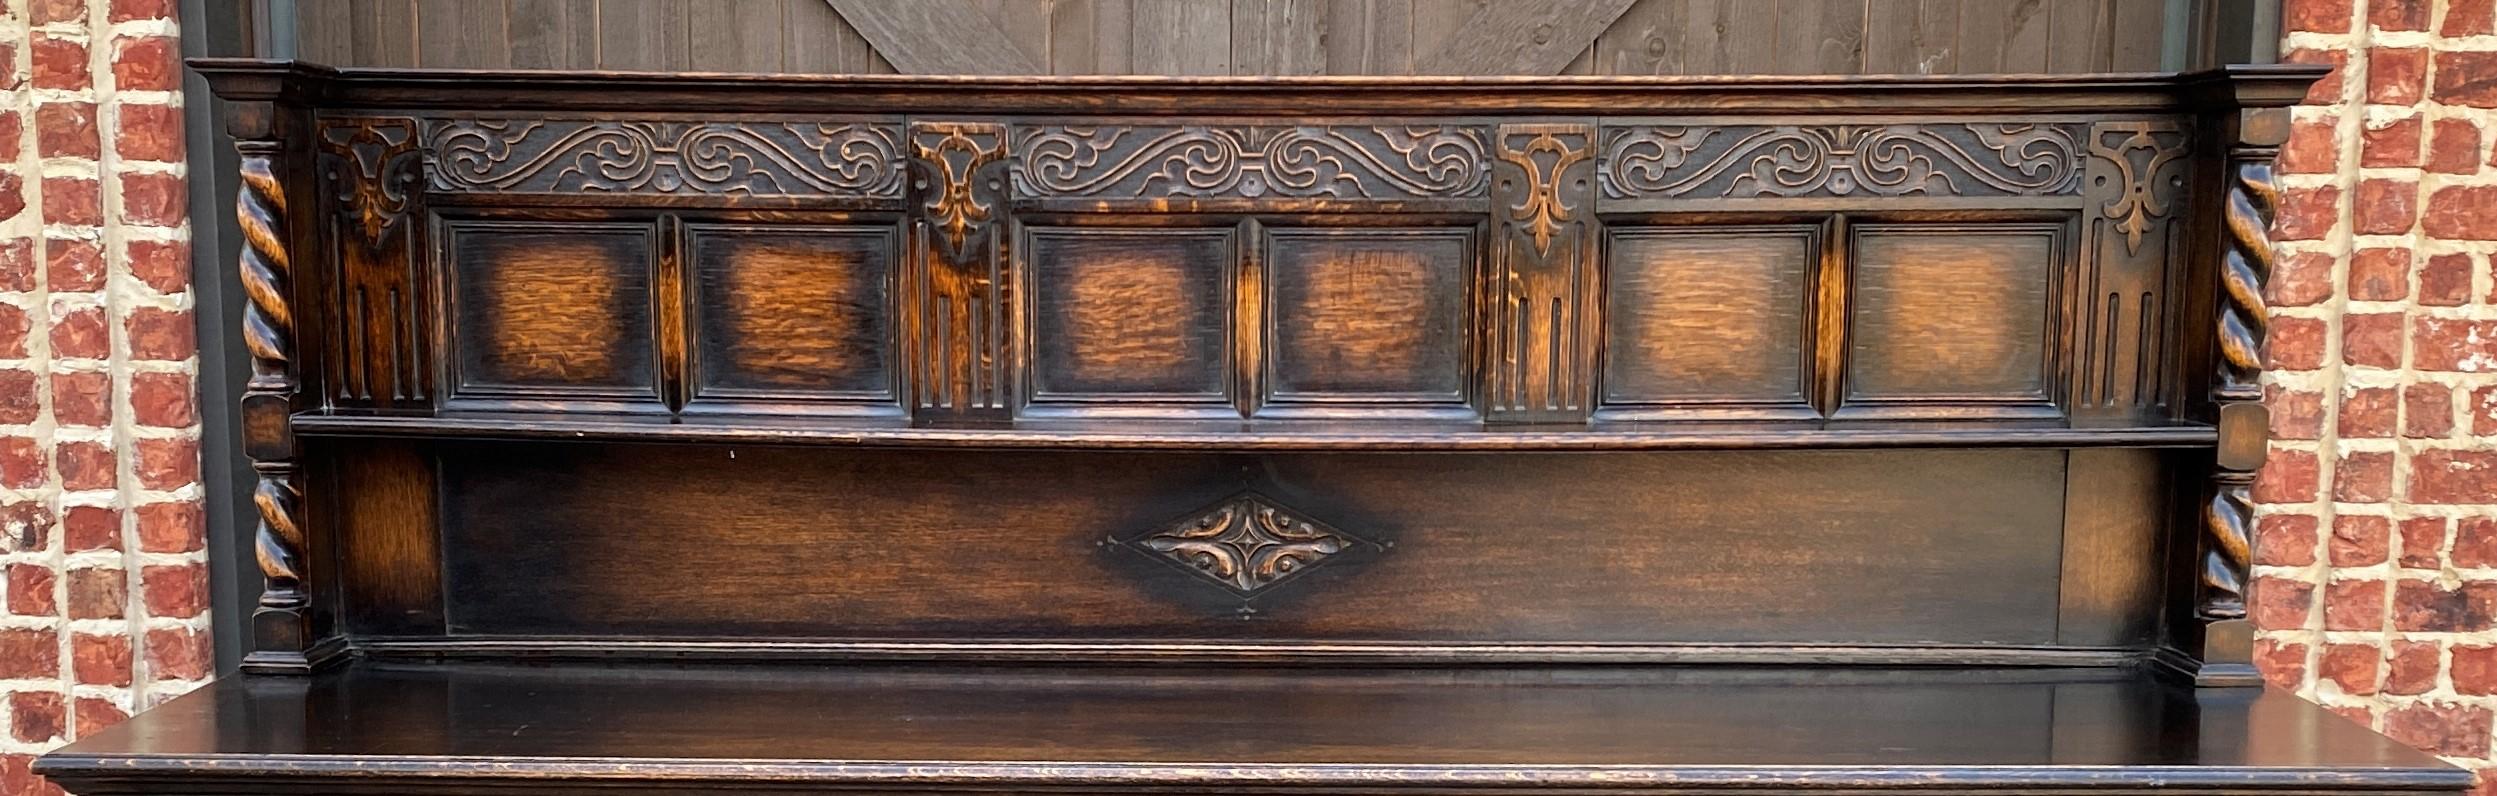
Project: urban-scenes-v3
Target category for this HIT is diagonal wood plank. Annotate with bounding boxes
[825,0,1042,74]
[1411,0,1638,75]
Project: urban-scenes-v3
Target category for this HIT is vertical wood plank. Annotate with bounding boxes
[1593,0,1685,75]
[978,0,1053,74]
[1679,0,1730,74]
[1721,0,1778,74]
[416,0,511,68]
[1793,0,1864,74]
[1411,0,1635,75]
[827,0,1043,73]
[2001,0,2050,73]
[297,0,356,65]
[783,0,878,73]
[2047,0,2115,73]
[1132,0,1229,75]
[1323,0,1411,74]
[1559,44,1595,74]
[1767,0,1818,75]
[1908,0,1957,74]
[2108,0,2164,71]
[1232,0,1269,74]
[1956,0,2005,73]
[1411,0,1482,63]
[1862,0,1915,73]
[689,0,786,72]
[1053,0,1133,73]
[1232,0,1325,75]
[508,0,596,69]
[596,0,691,70]
[360,0,420,67]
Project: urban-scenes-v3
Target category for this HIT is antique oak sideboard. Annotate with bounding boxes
[34,61,2475,795]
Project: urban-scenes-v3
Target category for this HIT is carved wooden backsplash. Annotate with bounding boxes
[309,112,2222,425]
[194,63,2315,684]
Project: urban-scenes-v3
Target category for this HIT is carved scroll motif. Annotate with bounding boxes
[907,121,1013,419]
[2088,122,2192,255]
[1133,496,1357,595]
[1598,123,2087,199]
[318,117,429,407]
[1013,125,1490,199]
[425,119,903,196]
[1486,123,1598,424]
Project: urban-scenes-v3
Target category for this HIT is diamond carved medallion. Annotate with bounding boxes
[1121,493,1371,596]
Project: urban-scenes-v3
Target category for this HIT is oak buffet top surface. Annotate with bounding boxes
[41,661,2464,790]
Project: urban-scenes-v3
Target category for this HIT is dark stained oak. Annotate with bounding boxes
[428,444,2062,644]
[445,221,658,403]
[37,662,2468,794]
[1603,225,1816,418]
[1843,222,2061,418]
[1026,227,1236,407]
[1264,227,1471,406]
[686,224,899,412]
[110,58,2443,796]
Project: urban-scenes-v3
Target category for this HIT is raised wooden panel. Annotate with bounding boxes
[2058,449,2166,647]
[446,221,659,405]
[687,225,899,413]
[1601,226,1816,418]
[326,441,443,637]
[440,444,2067,646]
[1263,228,1470,414]
[1843,223,2062,419]
[1026,227,1236,412]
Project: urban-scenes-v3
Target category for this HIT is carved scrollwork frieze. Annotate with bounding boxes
[1012,124,1490,200]
[424,118,904,197]
[1598,123,2087,199]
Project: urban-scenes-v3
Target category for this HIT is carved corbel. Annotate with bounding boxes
[906,121,1015,424]
[1484,122,1599,424]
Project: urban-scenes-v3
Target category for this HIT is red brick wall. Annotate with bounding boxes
[0,0,209,794]
[2256,0,2497,788]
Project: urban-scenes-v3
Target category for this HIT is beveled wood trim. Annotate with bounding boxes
[33,754,2476,794]
[353,636,2150,667]
[189,59,2333,116]
[289,412,2221,451]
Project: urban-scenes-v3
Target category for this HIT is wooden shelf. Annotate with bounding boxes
[291,412,2219,452]
[39,660,2465,795]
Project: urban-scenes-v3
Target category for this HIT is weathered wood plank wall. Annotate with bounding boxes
[290,0,2172,75]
